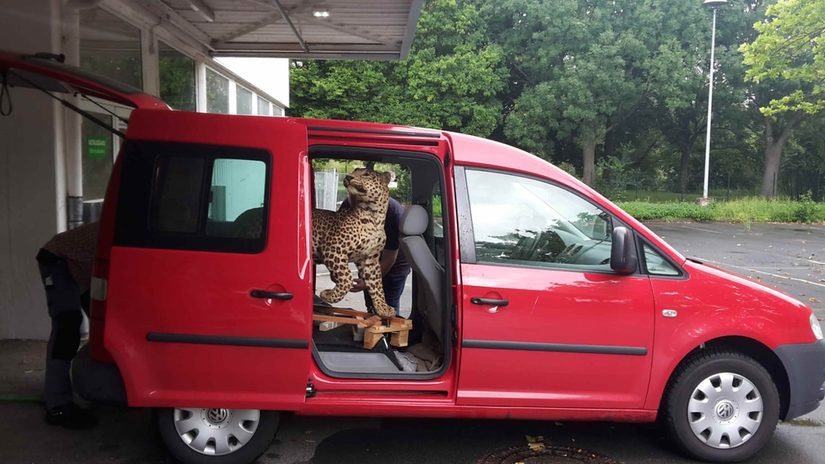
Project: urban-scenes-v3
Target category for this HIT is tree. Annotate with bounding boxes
[290,0,506,137]
[741,0,825,116]
[741,0,824,196]
[485,0,717,185]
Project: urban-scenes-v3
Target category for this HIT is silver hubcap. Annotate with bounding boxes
[173,408,261,456]
[687,372,763,449]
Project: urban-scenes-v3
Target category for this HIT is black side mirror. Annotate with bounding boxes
[610,226,638,274]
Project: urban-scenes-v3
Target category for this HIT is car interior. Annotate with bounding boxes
[309,146,450,378]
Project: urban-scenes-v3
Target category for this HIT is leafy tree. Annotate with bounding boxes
[485,0,717,185]
[741,0,824,196]
[741,0,825,116]
[290,0,506,137]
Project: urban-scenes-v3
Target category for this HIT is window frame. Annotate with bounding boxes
[456,166,639,275]
[639,239,687,279]
[114,141,271,254]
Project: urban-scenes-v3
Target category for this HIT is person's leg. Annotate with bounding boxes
[44,310,82,410]
[382,268,410,315]
[38,254,97,429]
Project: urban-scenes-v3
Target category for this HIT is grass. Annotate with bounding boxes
[616,197,825,224]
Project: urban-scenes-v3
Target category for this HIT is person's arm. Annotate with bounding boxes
[379,249,398,276]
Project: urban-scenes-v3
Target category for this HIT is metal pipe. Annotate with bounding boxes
[271,0,308,52]
[702,7,718,202]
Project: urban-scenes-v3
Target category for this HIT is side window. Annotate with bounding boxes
[114,142,269,253]
[465,169,613,272]
[643,244,681,276]
[152,157,205,234]
[207,159,266,238]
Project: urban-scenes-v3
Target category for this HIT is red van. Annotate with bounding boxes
[3,51,824,464]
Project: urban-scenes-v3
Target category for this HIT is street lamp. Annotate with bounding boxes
[700,0,727,206]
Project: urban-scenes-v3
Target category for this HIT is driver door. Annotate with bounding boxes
[456,168,655,409]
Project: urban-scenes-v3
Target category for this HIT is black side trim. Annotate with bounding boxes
[453,166,476,264]
[308,125,441,139]
[147,332,308,349]
[463,339,647,356]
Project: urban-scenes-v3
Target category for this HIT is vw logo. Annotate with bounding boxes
[207,408,229,424]
[715,401,735,420]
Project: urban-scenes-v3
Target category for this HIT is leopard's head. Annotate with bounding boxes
[344,168,391,212]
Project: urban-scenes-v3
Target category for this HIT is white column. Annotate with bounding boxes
[228,79,237,114]
[62,3,84,228]
[142,26,160,97]
[196,61,207,112]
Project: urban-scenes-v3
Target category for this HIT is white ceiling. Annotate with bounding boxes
[135,0,425,60]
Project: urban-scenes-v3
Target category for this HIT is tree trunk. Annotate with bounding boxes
[582,137,597,186]
[678,143,691,193]
[759,118,796,198]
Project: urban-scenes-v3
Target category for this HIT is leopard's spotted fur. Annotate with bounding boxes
[313,168,395,317]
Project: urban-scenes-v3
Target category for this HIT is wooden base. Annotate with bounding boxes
[313,305,412,349]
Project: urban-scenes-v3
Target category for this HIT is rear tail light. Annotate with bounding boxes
[89,258,113,362]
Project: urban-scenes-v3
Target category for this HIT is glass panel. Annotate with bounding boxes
[159,42,196,111]
[208,159,266,238]
[257,96,270,116]
[466,170,612,271]
[79,8,142,88]
[81,112,114,200]
[206,68,229,114]
[236,87,253,115]
[151,157,205,233]
[644,244,681,276]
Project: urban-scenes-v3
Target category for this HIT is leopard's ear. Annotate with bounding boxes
[379,171,393,185]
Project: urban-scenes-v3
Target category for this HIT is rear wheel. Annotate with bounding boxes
[157,408,279,464]
[663,351,780,462]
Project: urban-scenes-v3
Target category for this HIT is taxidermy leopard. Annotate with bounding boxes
[313,168,395,318]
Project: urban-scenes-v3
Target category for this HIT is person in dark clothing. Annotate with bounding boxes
[36,222,99,429]
[344,196,412,314]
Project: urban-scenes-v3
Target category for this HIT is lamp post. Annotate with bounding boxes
[700,0,727,206]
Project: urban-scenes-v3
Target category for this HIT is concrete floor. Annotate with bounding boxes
[1,222,823,463]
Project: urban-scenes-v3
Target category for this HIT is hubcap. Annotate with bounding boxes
[173,408,261,456]
[687,372,763,449]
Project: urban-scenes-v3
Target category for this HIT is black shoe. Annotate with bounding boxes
[45,403,98,430]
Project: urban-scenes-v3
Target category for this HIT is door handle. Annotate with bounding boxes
[250,289,293,300]
[471,297,509,307]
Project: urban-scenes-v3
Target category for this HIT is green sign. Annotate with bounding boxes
[87,137,107,160]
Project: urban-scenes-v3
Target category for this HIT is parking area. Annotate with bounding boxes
[1,222,823,463]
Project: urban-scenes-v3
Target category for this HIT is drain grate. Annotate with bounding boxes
[477,445,621,464]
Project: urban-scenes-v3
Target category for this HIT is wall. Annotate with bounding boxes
[0,0,63,339]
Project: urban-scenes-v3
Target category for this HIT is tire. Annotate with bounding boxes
[157,408,280,464]
[663,351,780,462]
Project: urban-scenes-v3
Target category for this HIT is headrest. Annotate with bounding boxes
[400,204,428,236]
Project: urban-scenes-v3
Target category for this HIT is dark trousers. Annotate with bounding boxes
[37,250,89,410]
[364,267,411,314]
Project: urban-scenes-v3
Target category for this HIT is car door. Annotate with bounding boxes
[455,167,655,409]
[104,110,312,410]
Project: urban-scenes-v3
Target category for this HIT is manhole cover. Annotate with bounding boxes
[477,445,621,464]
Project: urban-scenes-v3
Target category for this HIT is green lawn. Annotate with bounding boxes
[616,197,825,223]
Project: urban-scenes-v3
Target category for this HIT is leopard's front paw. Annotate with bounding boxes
[374,302,396,318]
[320,289,344,304]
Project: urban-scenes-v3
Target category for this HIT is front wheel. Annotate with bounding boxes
[663,351,780,462]
[157,408,279,464]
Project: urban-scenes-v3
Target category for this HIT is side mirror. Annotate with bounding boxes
[610,226,638,275]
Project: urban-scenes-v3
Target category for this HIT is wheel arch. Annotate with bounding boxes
[658,336,791,420]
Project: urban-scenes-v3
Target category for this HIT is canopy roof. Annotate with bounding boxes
[138,0,425,60]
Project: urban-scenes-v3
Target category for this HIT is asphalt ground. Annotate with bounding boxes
[1,222,823,464]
